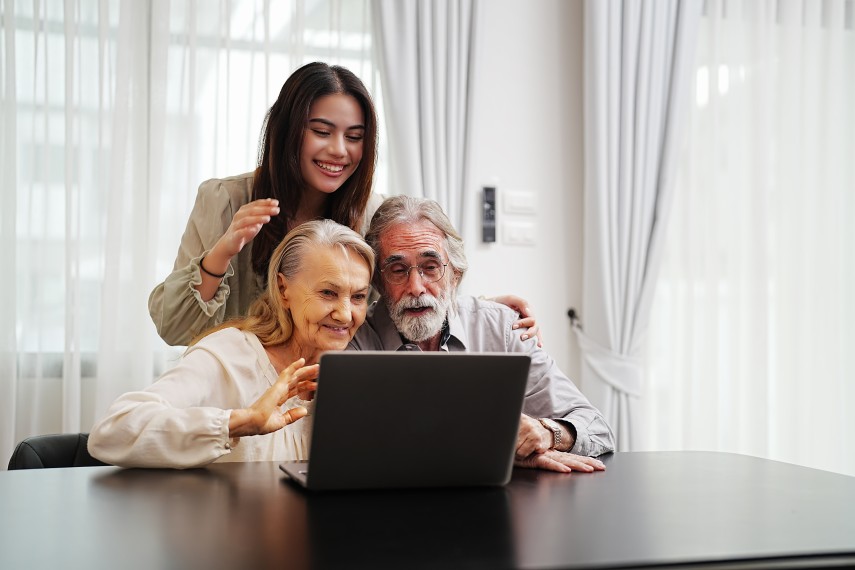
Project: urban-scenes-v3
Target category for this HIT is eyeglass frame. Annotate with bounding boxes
[379,257,449,285]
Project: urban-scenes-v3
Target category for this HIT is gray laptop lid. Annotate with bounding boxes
[280,351,530,491]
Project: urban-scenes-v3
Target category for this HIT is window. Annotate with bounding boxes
[2,0,383,446]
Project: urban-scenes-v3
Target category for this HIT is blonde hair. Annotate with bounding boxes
[193,219,374,346]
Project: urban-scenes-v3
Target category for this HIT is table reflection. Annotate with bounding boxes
[302,484,514,569]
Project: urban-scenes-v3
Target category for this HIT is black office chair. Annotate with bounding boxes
[7,433,109,470]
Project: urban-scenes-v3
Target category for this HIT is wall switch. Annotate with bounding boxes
[503,190,537,215]
[502,221,536,246]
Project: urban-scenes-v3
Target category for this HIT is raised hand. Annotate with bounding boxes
[228,358,319,438]
[216,198,281,259]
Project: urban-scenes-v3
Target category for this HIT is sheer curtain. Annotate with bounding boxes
[642,0,855,476]
[371,0,478,227]
[578,0,701,451]
[1,0,379,467]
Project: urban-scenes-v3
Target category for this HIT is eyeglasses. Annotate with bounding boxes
[380,259,448,285]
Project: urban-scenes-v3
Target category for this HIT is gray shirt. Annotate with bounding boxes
[349,295,616,457]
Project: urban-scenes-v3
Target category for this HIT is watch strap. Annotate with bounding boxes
[538,418,562,450]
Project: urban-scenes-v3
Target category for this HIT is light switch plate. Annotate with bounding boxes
[503,190,536,215]
[502,221,536,246]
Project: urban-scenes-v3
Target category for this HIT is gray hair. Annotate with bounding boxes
[365,195,468,291]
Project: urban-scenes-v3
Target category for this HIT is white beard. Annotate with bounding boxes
[387,292,451,343]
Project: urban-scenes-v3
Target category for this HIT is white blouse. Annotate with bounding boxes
[88,327,313,469]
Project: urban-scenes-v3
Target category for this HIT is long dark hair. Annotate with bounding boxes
[250,62,378,278]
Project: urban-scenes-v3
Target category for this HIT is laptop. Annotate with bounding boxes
[279,351,530,491]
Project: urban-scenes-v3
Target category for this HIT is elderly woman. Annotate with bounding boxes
[89,219,373,468]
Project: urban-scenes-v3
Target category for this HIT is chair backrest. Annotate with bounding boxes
[7,433,109,470]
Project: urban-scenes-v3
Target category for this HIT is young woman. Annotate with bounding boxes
[149,62,380,346]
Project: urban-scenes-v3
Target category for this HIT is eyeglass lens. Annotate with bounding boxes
[382,260,446,284]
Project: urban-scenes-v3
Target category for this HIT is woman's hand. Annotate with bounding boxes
[228,358,319,438]
[490,294,543,347]
[213,198,280,261]
[195,199,280,301]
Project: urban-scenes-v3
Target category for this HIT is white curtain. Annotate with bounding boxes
[371,0,477,228]
[0,0,378,468]
[578,0,702,451]
[642,0,855,476]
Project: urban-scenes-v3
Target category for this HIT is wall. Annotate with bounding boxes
[461,0,584,380]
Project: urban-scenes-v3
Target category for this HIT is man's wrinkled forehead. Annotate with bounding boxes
[379,220,447,261]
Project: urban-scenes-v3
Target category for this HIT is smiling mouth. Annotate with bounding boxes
[323,324,350,334]
[315,160,346,173]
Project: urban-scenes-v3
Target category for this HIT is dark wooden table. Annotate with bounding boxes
[2,451,854,569]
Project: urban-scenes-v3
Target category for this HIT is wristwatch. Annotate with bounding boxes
[538,418,562,450]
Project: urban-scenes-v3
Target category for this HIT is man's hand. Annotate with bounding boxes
[515,450,606,474]
[515,414,554,459]
[516,414,576,458]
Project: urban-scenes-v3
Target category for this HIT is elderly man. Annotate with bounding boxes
[349,195,615,473]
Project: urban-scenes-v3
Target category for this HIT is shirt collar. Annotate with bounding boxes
[445,305,468,351]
